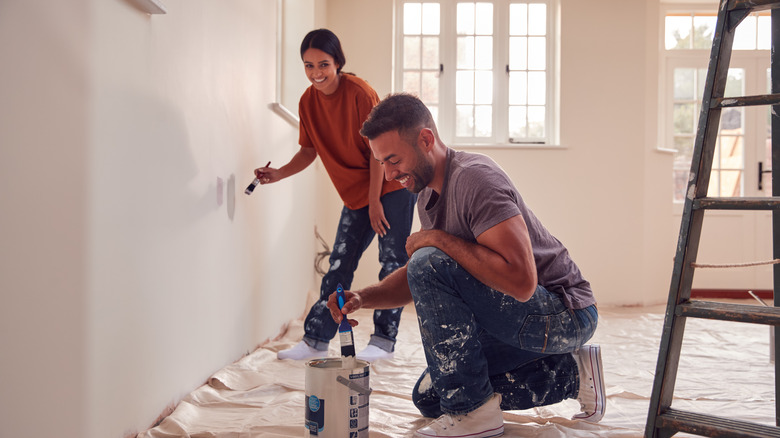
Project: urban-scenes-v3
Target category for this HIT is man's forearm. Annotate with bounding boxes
[357,265,413,309]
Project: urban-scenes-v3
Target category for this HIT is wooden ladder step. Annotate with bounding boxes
[714,93,780,108]
[693,197,780,211]
[676,300,780,325]
[729,0,780,14]
[656,408,780,438]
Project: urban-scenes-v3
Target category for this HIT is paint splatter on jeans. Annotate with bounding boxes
[407,246,597,416]
[303,189,416,352]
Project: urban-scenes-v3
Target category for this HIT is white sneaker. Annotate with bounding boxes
[414,393,504,438]
[356,345,394,362]
[277,341,326,360]
[572,344,606,422]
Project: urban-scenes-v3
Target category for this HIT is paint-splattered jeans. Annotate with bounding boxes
[407,246,598,417]
[303,189,417,353]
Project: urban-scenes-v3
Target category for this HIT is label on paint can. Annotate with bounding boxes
[305,394,325,434]
[305,358,370,437]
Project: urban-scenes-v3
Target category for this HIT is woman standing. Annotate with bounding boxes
[255,29,415,362]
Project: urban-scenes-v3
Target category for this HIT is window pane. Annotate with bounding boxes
[404,36,421,69]
[474,105,492,137]
[692,15,716,49]
[508,71,527,105]
[720,108,742,133]
[404,71,421,95]
[733,15,756,50]
[457,36,475,69]
[674,68,694,100]
[456,71,475,104]
[508,106,527,139]
[697,68,707,98]
[422,37,439,69]
[404,3,422,34]
[457,3,474,34]
[666,15,692,49]
[528,36,546,70]
[509,3,527,35]
[673,168,689,202]
[475,71,493,104]
[422,3,440,35]
[456,105,473,136]
[714,169,743,196]
[428,105,439,127]
[528,71,545,105]
[724,69,744,99]
[509,37,527,70]
[528,106,545,137]
[674,136,694,157]
[475,36,493,69]
[475,3,493,34]
[528,3,546,35]
[718,134,744,168]
[673,103,695,135]
[758,15,771,50]
[421,71,439,102]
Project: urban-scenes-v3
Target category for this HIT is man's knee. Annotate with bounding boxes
[407,246,448,281]
[412,368,443,418]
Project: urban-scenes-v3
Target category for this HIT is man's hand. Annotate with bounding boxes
[405,229,444,257]
[326,288,363,327]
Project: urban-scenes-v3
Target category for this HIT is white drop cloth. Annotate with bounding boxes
[137,301,776,437]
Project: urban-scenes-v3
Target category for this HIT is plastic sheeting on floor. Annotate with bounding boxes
[137,301,777,437]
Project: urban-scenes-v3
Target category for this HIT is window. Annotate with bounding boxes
[662,8,770,202]
[397,0,558,146]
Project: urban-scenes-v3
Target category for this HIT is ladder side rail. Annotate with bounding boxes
[645,0,739,436]
[771,7,780,427]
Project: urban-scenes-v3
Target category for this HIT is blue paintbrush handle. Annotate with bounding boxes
[335,283,355,357]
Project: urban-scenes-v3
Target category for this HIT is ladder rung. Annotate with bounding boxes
[676,300,780,325]
[729,0,780,14]
[693,197,780,210]
[714,93,780,108]
[656,408,780,438]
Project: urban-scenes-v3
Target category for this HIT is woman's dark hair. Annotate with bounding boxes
[300,29,346,74]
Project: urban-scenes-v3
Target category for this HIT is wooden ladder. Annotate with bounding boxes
[645,0,780,437]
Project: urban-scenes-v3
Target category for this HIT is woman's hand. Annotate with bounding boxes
[254,165,282,184]
[369,200,390,237]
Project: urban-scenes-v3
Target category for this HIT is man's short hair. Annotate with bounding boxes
[360,93,438,145]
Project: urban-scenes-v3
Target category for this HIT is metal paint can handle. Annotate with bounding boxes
[336,375,372,396]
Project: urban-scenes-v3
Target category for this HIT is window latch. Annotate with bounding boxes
[758,161,772,191]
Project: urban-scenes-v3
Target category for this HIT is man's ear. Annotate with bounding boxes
[419,128,435,152]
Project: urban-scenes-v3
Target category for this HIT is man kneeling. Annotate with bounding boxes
[328,93,605,438]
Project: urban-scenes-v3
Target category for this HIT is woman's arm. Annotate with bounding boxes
[254,146,317,184]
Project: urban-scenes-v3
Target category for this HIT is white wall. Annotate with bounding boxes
[1,0,316,437]
[325,0,676,305]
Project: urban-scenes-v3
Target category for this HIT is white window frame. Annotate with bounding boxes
[394,0,560,147]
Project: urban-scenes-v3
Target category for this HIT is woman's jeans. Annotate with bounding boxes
[407,247,598,417]
[302,189,417,352]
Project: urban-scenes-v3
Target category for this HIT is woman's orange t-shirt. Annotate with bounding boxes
[298,74,403,210]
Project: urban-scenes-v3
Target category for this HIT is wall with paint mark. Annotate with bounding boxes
[0,0,319,437]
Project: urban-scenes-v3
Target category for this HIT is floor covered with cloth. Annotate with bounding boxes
[137,299,777,437]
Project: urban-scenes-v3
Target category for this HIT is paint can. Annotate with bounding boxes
[305,358,371,437]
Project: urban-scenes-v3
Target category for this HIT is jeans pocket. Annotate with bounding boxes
[518,310,580,354]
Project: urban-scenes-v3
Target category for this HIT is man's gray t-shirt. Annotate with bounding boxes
[417,149,595,310]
